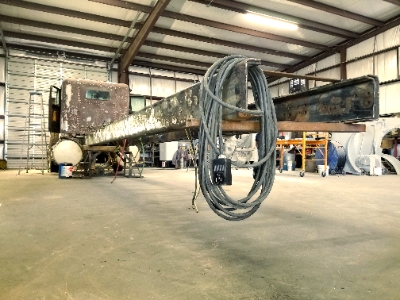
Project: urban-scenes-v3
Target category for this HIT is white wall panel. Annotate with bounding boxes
[110,71,118,83]
[375,50,398,82]
[247,88,254,104]
[0,86,4,115]
[270,78,289,98]
[347,37,375,61]
[269,85,280,98]
[348,26,400,61]
[0,57,5,82]
[0,144,4,160]
[176,81,192,93]
[347,57,374,79]
[298,54,340,74]
[315,68,340,87]
[0,119,4,140]
[375,25,400,50]
[152,78,175,97]
[129,75,150,95]
[379,83,400,115]
[129,66,149,74]
[85,66,108,81]
[62,65,85,79]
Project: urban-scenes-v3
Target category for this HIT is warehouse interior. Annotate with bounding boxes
[1,0,400,299]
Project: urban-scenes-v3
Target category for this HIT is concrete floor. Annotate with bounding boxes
[0,167,399,300]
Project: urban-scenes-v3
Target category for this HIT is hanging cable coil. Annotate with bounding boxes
[198,55,278,221]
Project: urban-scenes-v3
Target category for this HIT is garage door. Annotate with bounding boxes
[6,54,108,169]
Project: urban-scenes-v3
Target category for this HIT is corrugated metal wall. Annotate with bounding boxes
[5,52,108,169]
[128,65,200,106]
[269,25,400,116]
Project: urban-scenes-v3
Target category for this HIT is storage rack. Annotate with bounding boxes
[276,132,328,177]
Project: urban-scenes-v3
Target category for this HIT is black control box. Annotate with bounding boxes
[212,158,232,185]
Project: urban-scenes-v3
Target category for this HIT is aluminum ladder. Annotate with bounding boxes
[18,92,48,175]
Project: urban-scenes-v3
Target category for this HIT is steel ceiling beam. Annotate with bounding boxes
[143,40,291,69]
[118,0,171,82]
[0,0,131,27]
[132,60,205,75]
[3,31,116,53]
[0,14,124,41]
[90,0,329,50]
[0,22,7,55]
[189,0,359,39]
[4,29,210,74]
[0,14,289,69]
[5,43,113,62]
[136,52,211,69]
[382,0,400,6]
[288,0,385,27]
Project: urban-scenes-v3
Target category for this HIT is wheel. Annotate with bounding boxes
[321,171,326,177]
[299,171,305,177]
[279,168,283,173]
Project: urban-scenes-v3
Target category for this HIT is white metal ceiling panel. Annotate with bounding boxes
[2,23,122,49]
[235,0,395,33]
[316,0,397,21]
[0,4,127,36]
[24,0,148,22]
[155,17,318,56]
[166,1,345,46]
[146,32,301,66]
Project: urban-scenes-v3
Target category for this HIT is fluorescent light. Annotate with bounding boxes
[245,11,298,31]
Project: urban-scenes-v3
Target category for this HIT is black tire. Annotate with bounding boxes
[300,171,305,177]
[322,171,326,177]
[279,168,283,173]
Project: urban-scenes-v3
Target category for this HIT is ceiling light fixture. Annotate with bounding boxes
[245,11,298,31]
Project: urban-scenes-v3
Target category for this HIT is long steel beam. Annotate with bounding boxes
[272,75,379,123]
[85,64,378,146]
[85,59,254,145]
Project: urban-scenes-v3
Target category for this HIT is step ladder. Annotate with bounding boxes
[18,92,48,175]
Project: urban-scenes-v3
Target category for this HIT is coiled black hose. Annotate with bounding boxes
[198,55,277,221]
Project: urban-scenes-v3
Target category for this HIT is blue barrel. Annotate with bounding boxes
[315,141,346,171]
[59,163,73,179]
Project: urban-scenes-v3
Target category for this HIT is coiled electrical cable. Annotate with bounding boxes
[198,55,278,221]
